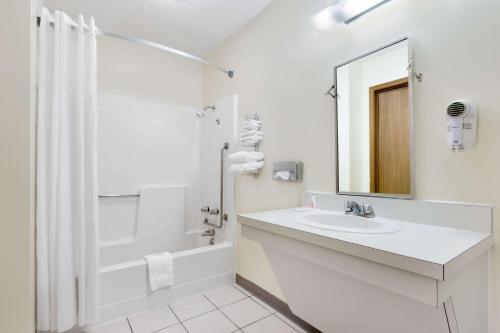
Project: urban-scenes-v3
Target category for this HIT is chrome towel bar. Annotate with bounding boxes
[98,193,140,198]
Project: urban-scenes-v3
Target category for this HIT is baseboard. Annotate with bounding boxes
[236,274,322,333]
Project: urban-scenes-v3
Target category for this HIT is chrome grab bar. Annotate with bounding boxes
[204,142,229,229]
[98,193,140,198]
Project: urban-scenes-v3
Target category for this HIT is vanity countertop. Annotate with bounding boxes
[238,208,494,280]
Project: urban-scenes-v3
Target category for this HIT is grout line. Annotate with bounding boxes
[168,304,189,333]
[274,313,302,333]
[204,289,276,332]
[237,313,275,331]
[178,308,218,323]
[214,294,251,308]
[202,293,221,309]
[248,296,277,313]
[137,307,183,333]
[126,317,134,333]
[125,285,279,333]
[203,285,251,308]
[233,284,253,297]
[203,294,242,330]
[175,307,219,325]
[169,297,219,323]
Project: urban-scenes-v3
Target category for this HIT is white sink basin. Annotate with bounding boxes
[294,210,403,234]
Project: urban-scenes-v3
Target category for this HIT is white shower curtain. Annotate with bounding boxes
[37,8,99,332]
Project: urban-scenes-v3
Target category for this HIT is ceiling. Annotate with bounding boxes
[44,0,273,56]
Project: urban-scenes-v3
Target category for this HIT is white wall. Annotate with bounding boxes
[204,1,500,330]
[97,37,204,107]
[0,0,36,332]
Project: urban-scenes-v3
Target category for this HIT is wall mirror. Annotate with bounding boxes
[335,37,414,198]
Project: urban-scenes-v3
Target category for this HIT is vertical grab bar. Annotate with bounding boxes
[220,142,229,227]
[204,142,229,229]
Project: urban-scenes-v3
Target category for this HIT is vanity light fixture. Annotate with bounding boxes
[342,0,391,24]
[313,0,391,30]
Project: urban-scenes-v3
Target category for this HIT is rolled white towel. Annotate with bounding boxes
[229,161,264,174]
[241,141,262,147]
[229,151,264,163]
[240,134,263,146]
[243,120,261,126]
[243,121,262,131]
[240,130,263,138]
[243,125,261,131]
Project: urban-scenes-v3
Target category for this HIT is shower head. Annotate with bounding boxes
[196,105,216,118]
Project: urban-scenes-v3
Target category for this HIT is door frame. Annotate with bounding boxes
[369,77,409,193]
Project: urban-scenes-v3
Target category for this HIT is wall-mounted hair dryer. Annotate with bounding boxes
[446,99,478,152]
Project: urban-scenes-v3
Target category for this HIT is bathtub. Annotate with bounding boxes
[96,94,238,324]
[98,241,234,323]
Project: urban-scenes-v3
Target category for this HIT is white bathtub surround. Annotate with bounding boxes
[238,192,493,333]
[82,319,131,333]
[99,242,234,323]
[145,252,173,292]
[97,95,238,323]
[36,8,99,332]
[80,284,305,333]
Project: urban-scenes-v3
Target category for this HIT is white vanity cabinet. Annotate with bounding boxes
[238,192,493,333]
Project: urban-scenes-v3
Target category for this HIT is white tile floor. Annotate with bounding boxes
[82,284,307,333]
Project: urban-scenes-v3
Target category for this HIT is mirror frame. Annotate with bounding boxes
[334,36,415,199]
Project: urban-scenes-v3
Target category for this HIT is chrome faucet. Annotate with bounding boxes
[201,228,216,245]
[344,200,375,218]
[201,228,215,237]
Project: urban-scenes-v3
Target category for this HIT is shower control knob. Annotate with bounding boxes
[201,206,210,213]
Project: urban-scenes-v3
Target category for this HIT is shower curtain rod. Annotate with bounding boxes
[36,16,235,79]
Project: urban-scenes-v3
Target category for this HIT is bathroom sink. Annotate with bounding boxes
[294,210,403,234]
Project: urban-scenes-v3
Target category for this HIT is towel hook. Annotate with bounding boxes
[407,57,423,82]
[325,84,336,99]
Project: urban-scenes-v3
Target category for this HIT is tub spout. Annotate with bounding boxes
[201,229,215,237]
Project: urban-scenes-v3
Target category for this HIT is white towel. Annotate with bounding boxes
[229,161,264,174]
[229,151,264,163]
[240,130,264,138]
[243,120,261,126]
[145,252,173,292]
[242,121,261,131]
[240,133,263,144]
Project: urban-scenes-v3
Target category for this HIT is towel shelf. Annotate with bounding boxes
[242,113,262,177]
[98,193,140,198]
